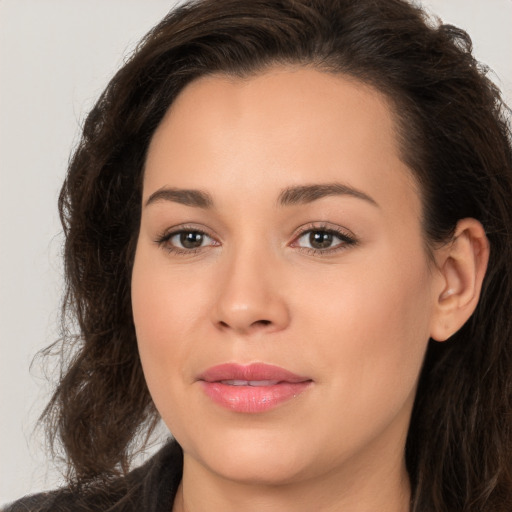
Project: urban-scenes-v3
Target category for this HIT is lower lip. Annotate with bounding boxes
[200,381,312,413]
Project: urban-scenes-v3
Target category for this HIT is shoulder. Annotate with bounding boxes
[3,440,183,512]
[2,491,61,512]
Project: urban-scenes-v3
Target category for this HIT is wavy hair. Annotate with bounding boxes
[42,0,512,510]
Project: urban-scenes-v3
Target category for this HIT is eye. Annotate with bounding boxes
[156,227,219,254]
[292,227,357,254]
[300,231,337,250]
[170,231,211,249]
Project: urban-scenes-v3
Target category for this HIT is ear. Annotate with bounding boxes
[429,218,489,342]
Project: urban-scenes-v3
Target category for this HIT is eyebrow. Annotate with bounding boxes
[145,187,213,209]
[277,183,379,208]
[144,182,378,209]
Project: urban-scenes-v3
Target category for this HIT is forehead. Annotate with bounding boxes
[144,66,419,216]
[156,66,399,156]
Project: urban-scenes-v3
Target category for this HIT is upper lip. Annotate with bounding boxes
[198,363,311,383]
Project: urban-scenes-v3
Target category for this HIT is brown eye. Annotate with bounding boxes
[179,231,205,249]
[293,228,356,253]
[309,231,334,249]
[164,230,217,251]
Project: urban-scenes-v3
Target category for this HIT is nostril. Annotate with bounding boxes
[216,318,272,332]
[254,320,271,326]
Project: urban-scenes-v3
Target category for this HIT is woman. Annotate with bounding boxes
[5,0,512,510]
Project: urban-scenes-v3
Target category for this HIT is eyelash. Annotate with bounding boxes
[155,225,218,256]
[154,223,357,257]
[290,223,358,256]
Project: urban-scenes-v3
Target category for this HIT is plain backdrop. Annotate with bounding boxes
[1,0,511,505]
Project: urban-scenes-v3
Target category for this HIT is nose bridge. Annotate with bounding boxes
[212,238,290,334]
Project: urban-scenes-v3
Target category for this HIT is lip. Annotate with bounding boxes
[198,363,313,413]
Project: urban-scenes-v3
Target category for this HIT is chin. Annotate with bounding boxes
[181,426,313,485]
[210,453,309,486]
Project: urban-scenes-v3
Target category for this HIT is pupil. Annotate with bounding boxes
[180,232,203,249]
[310,231,333,249]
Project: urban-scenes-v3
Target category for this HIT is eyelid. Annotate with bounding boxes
[289,222,358,254]
[154,221,357,257]
[154,223,220,254]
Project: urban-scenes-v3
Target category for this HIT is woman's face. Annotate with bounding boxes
[132,67,442,486]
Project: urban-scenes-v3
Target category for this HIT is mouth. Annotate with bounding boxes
[219,379,281,386]
[198,363,313,413]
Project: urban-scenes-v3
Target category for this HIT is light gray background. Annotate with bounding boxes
[1,0,511,505]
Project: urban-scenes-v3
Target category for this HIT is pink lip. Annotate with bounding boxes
[198,363,313,413]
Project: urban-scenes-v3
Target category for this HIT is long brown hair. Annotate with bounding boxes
[42,0,512,510]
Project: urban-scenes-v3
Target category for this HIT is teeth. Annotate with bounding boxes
[220,380,279,386]
[222,380,249,386]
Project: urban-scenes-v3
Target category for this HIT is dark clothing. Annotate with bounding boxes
[3,441,183,512]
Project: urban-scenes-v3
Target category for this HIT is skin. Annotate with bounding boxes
[131,66,489,512]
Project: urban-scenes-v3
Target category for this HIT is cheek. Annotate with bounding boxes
[294,244,434,418]
[132,236,214,333]
[131,244,210,403]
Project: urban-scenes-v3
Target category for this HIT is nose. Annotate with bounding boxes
[212,246,291,336]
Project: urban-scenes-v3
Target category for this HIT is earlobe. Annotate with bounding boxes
[430,218,489,342]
